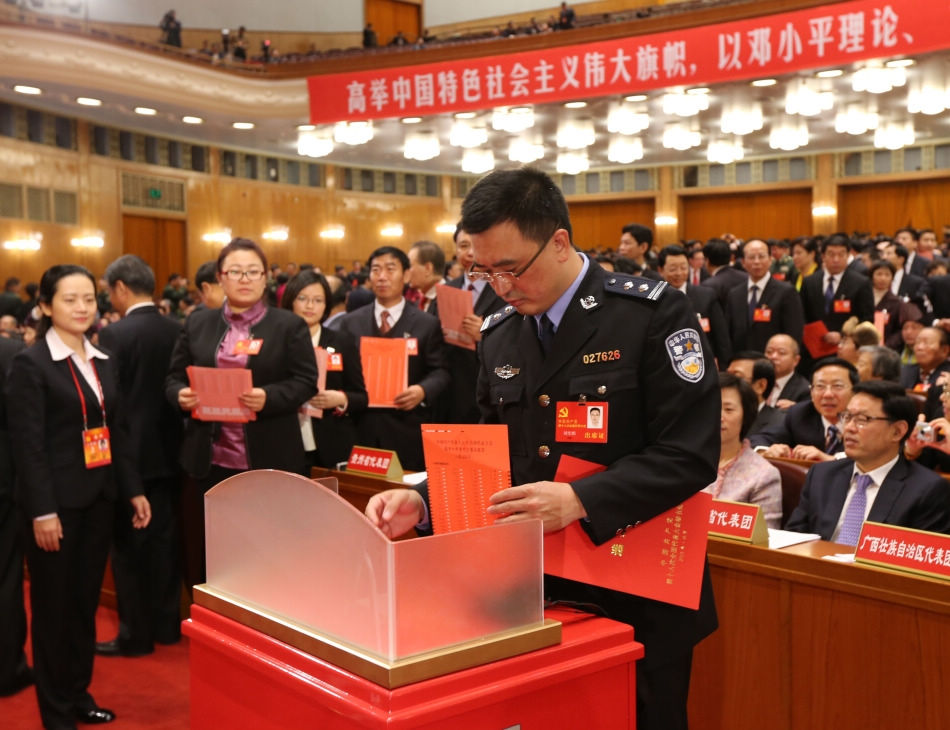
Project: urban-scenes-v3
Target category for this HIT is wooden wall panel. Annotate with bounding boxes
[366,0,421,46]
[568,198,656,252]
[837,179,950,237]
[681,189,812,242]
[121,215,186,294]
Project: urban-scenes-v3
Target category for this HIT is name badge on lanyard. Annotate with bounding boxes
[67,359,112,469]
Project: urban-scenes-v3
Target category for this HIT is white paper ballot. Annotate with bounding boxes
[402,471,428,486]
[768,528,822,550]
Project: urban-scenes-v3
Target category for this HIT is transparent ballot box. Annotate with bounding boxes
[196,470,558,687]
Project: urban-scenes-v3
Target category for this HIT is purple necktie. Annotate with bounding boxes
[838,473,872,547]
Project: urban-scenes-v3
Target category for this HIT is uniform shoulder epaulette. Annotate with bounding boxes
[603,273,668,302]
[480,303,519,334]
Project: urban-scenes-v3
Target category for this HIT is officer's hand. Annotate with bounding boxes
[487,481,587,533]
[791,444,835,461]
[365,489,425,539]
[393,385,425,411]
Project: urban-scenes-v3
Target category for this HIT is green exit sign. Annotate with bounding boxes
[148,187,162,199]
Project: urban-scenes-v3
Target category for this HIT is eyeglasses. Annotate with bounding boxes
[223,268,265,281]
[839,411,893,428]
[295,295,325,306]
[468,232,554,285]
[811,382,850,393]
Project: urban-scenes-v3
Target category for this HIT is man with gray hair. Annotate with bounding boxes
[856,345,901,383]
[96,255,183,657]
[407,240,447,314]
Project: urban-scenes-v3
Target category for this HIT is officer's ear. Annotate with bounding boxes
[551,228,573,261]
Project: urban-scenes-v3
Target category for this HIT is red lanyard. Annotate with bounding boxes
[66,357,107,431]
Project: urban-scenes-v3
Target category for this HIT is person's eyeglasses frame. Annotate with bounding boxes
[222,268,266,282]
[467,229,557,285]
[839,411,894,428]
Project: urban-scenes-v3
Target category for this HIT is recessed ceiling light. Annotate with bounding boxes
[296,124,316,131]
[13,85,41,95]
[454,111,477,119]
[751,78,777,87]
[182,116,203,124]
[816,69,844,78]
[232,122,254,130]
[885,58,914,68]
[401,117,422,124]
[564,101,587,109]
[624,94,647,102]
[687,87,710,95]
[134,106,157,116]
[76,97,102,106]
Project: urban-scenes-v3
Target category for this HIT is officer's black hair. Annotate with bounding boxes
[729,351,776,396]
[811,356,859,385]
[460,167,572,247]
[703,238,732,267]
[887,242,909,264]
[820,233,852,255]
[366,245,410,271]
[894,226,918,241]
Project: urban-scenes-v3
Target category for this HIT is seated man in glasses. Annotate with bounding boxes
[749,357,857,461]
[786,380,950,543]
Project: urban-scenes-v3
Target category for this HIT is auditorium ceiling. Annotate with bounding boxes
[1,25,949,174]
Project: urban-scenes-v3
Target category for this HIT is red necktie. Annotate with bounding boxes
[379,310,391,334]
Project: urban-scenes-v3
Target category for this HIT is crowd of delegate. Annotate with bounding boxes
[3,211,950,727]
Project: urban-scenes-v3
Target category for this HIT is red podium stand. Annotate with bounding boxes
[184,604,643,729]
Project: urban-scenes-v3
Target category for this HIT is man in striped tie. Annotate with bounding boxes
[786,380,950,542]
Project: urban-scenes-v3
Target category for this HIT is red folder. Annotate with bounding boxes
[186,366,255,423]
[543,455,710,609]
[360,337,408,408]
[803,321,837,358]
[435,284,476,350]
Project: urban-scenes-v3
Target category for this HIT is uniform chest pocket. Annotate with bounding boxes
[487,382,527,456]
[568,367,638,400]
[488,382,525,407]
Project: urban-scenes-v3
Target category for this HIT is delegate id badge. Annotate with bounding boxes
[82,426,112,469]
[233,338,263,355]
[753,307,772,322]
[405,337,419,356]
[833,299,852,313]
[327,352,343,371]
[555,401,608,443]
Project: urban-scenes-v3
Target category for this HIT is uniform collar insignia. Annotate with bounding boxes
[494,364,520,379]
[580,295,597,310]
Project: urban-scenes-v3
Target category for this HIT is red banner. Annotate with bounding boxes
[855,521,950,580]
[308,0,942,124]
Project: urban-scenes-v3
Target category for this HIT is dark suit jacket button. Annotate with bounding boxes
[538,445,551,458]
[538,395,550,407]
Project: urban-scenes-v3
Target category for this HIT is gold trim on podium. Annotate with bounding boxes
[193,584,562,689]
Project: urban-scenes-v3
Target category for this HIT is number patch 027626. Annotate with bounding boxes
[582,349,621,365]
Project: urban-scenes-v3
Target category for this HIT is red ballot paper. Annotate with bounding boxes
[186,366,255,423]
[543,454,710,609]
[873,310,888,341]
[802,320,838,359]
[435,283,476,351]
[360,337,409,408]
[422,424,511,534]
[302,347,329,419]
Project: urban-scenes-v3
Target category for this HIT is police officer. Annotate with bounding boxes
[366,167,719,730]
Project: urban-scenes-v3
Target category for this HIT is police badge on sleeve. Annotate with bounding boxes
[665,328,705,383]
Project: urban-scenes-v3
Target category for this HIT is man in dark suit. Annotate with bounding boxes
[687,245,709,285]
[883,243,927,304]
[899,326,950,391]
[764,334,811,407]
[727,239,804,353]
[366,168,719,730]
[657,244,731,366]
[751,357,857,461]
[701,237,748,311]
[438,226,505,423]
[0,336,30,696]
[787,381,950,542]
[801,234,874,349]
[727,352,784,435]
[97,255,183,656]
[406,240,446,315]
[896,227,930,278]
[339,246,450,471]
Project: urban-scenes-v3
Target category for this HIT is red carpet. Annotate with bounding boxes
[1,597,190,729]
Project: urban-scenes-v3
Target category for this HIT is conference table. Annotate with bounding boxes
[313,468,950,730]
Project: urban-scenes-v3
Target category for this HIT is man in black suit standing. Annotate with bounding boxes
[657,244,731,366]
[882,243,927,304]
[0,335,30,696]
[339,246,450,471]
[727,239,804,354]
[96,255,183,656]
[801,234,874,349]
[619,222,655,271]
[896,227,929,278]
[786,381,950,542]
[701,237,748,311]
[438,226,505,423]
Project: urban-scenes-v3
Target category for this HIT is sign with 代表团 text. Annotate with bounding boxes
[708,499,768,545]
[854,521,950,581]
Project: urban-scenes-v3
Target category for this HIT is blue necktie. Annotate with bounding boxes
[825,424,841,454]
[748,284,759,322]
[537,314,555,357]
[824,275,836,314]
[838,473,872,546]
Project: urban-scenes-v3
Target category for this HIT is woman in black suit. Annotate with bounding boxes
[165,238,317,583]
[6,265,150,729]
[280,269,368,468]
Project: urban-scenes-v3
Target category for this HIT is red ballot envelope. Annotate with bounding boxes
[360,337,409,408]
[186,366,255,423]
[422,424,511,534]
[803,320,838,358]
[302,347,329,419]
[873,310,888,340]
[543,454,710,609]
[435,283,476,351]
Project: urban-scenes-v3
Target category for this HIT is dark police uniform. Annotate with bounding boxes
[477,258,720,729]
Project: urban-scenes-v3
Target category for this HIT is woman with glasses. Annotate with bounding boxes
[280,269,367,468]
[704,372,782,527]
[165,238,317,583]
